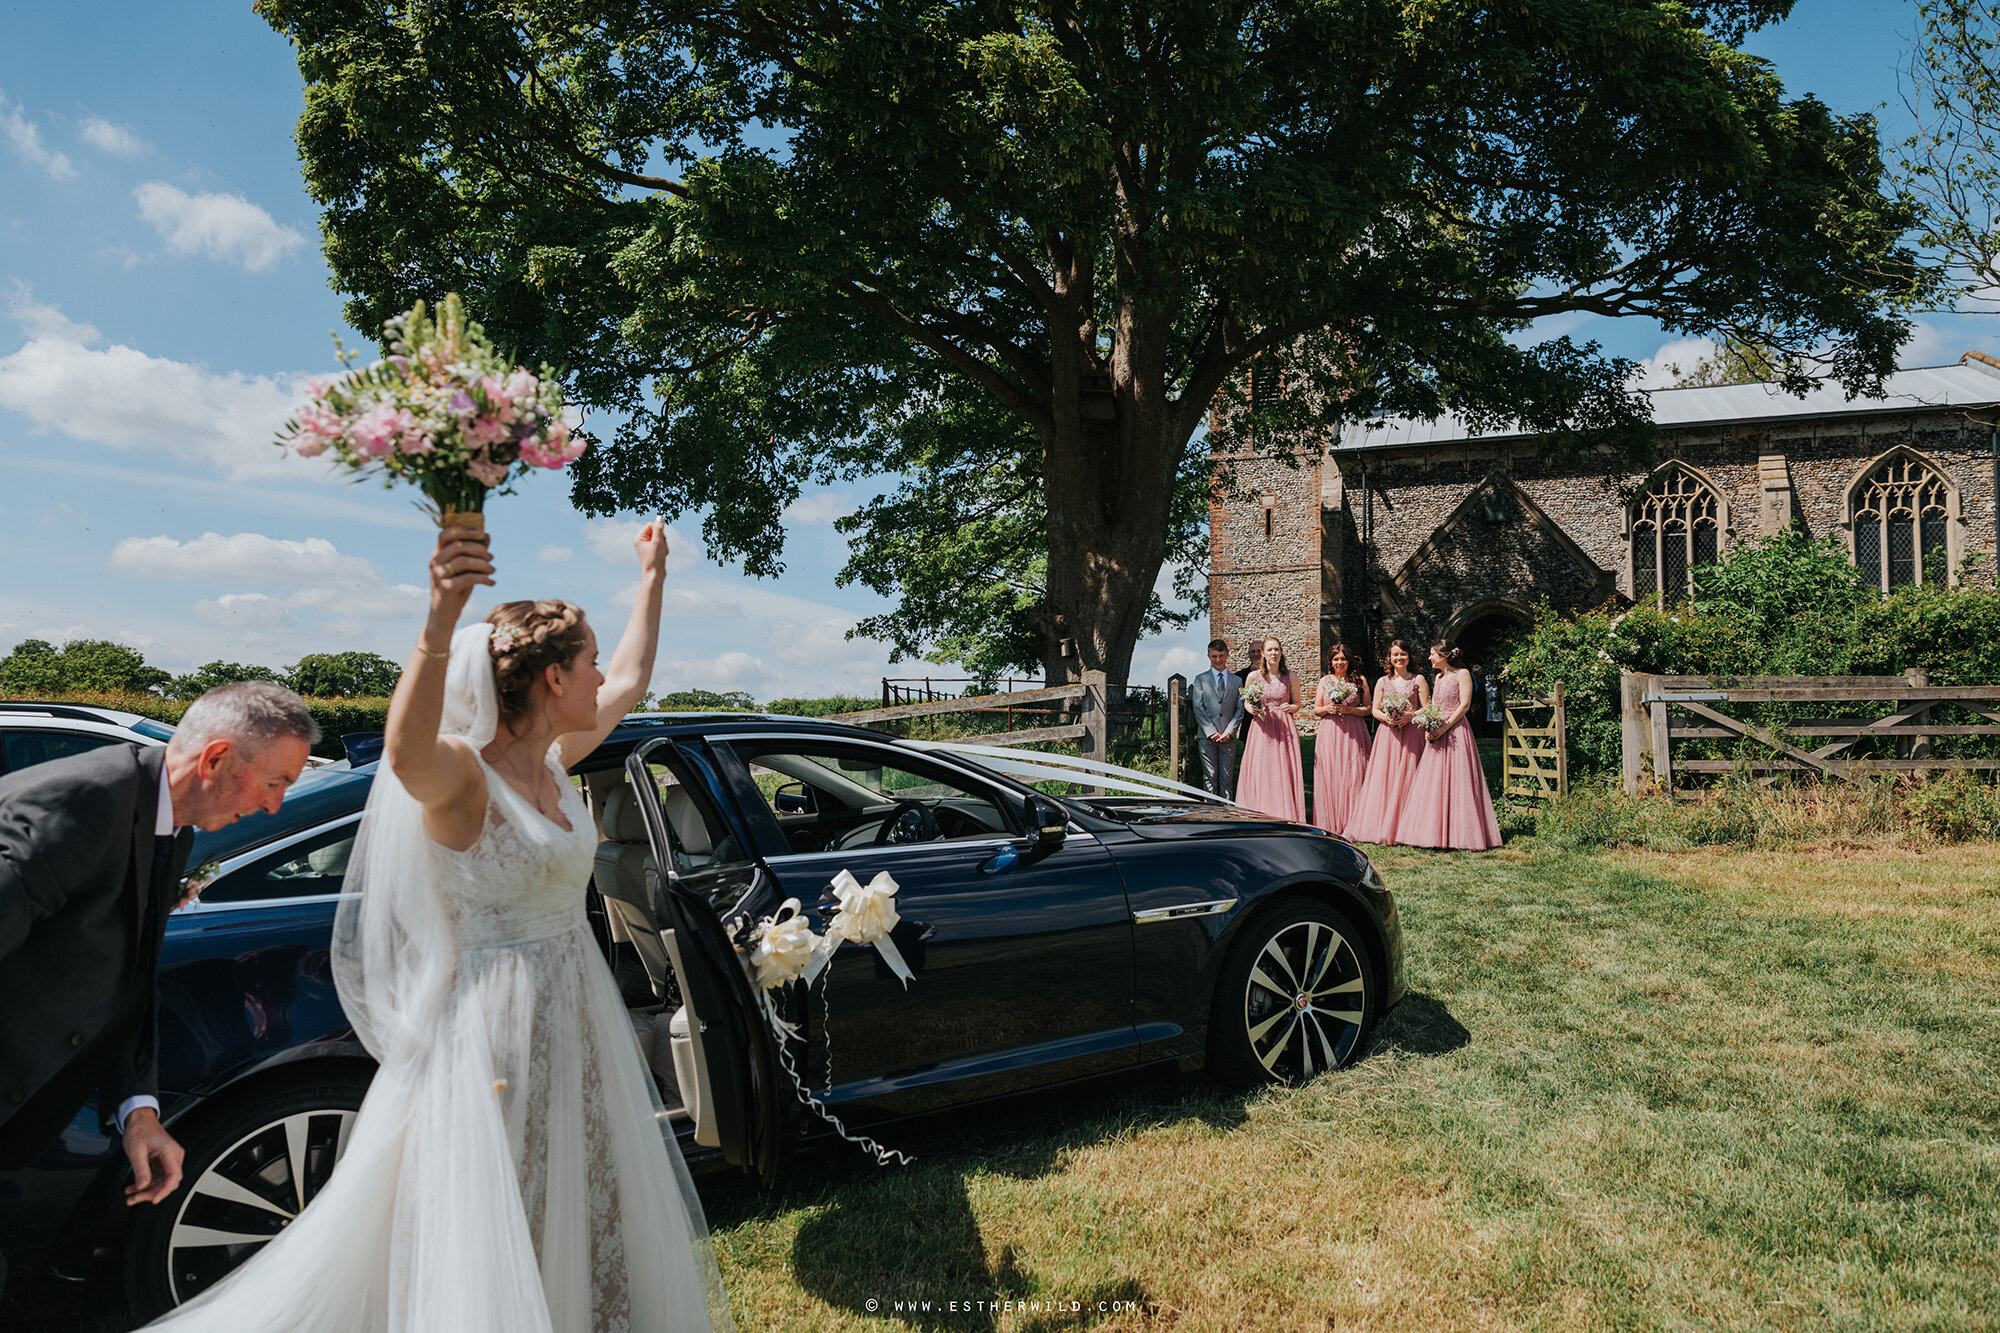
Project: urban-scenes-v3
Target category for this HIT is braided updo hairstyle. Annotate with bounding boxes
[486,600,591,721]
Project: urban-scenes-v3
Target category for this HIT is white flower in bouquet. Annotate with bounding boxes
[1238,681,1263,714]
[1324,677,1357,707]
[1381,692,1413,720]
[276,293,584,529]
[1412,700,1446,734]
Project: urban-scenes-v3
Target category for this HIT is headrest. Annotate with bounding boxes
[599,784,652,843]
[661,785,714,856]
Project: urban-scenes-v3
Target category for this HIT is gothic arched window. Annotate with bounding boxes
[1629,465,1723,601]
[1849,452,1953,591]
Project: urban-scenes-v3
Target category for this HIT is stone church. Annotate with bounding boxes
[1209,351,2000,681]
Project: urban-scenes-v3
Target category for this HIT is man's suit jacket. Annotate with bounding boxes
[0,744,186,1166]
[1190,667,1246,742]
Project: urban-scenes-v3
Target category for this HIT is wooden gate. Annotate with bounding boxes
[1502,682,1567,799]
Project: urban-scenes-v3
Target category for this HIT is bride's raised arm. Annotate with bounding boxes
[384,524,496,841]
[559,519,669,768]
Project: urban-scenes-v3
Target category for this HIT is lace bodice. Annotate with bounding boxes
[1251,672,1291,704]
[437,749,598,948]
[1380,675,1418,702]
[1433,672,1463,713]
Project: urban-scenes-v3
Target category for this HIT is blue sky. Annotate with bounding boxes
[2,1,1995,698]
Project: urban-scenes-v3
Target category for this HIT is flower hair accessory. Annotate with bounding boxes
[489,628,522,654]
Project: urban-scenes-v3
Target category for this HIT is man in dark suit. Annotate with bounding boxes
[0,681,317,1291]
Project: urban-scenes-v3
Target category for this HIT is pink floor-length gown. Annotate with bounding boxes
[1392,671,1503,850]
[1346,676,1425,844]
[1311,678,1372,837]
[1236,673,1307,822]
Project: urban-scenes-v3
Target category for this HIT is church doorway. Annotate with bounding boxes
[1445,600,1532,739]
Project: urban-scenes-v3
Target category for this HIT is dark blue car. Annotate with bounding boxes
[0,714,1403,1319]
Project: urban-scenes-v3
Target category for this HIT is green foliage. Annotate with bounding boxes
[285,651,403,698]
[1665,336,1784,387]
[1501,531,2000,775]
[762,696,878,719]
[164,660,287,702]
[259,0,1926,682]
[0,638,169,695]
[1895,1,2000,310]
[0,690,390,760]
[638,688,759,713]
[1905,771,2000,841]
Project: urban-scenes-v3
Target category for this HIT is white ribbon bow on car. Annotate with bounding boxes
[805,869,913,988]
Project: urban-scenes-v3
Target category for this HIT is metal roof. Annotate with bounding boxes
[1332,354,2000,453]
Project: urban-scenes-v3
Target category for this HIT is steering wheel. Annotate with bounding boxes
[872,799,940,846]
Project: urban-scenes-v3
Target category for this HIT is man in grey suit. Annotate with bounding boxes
[0,682,316,1291]
[1189,637,1246,800]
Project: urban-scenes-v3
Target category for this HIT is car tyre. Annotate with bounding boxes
[1208,899,1375,1086]
[124,1071,371,1320]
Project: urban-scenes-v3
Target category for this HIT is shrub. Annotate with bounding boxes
[1904,772,2000,842]
[762,695,878,717]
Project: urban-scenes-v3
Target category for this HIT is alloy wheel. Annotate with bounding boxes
[163,1107,357,1303]
[1241,918,1368,1080]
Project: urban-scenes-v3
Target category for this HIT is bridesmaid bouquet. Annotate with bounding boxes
[1381,693,1413,723]
[276,293,583,530]
[1412,700,1446,736]
[1238,681,1264,716]
[1323,677,1357,708]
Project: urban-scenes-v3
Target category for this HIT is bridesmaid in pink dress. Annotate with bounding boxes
[1393,641,1503,850]
[1235,636,1307,822]
[1346,639,1429,844]
[1310,642,1372,837]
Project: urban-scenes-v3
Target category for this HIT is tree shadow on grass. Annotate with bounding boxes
[701,1076,1238,1329]
[1366,991,1470,1058]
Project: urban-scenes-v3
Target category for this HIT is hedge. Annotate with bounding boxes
[4,692,391,760]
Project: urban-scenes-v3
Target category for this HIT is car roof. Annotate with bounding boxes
[0,701,163,730]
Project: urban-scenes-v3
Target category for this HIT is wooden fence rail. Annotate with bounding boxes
[833,671,1109,761]
[1620,669,2000,794]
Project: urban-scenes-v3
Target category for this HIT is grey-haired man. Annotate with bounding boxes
[0,681,317,1289]
[1189,637,1246,800]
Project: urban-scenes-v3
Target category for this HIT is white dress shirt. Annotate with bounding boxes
[114,772,175,1133]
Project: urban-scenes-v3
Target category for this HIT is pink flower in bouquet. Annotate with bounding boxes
[465,448,510,487]
[351,403,413,458]
[449,389,476,418]
[521,420,584,470]
[504,368,538,406]
[476,374,514,421]
[465,414,513,449]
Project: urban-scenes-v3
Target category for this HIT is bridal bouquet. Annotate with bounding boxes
[1412,700,1446,735]
[276,294,582,529]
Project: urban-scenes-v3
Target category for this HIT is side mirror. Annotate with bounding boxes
[1027,796,1068,850]
[773,781,816,815]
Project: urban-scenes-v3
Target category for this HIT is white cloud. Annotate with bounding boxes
[610,580,741,619]
[782,491,856,525]
[650,651,783,696]
[79,117,145,156]
[110,531,379,586]
[1898,319,1959,369]
[0,325,309,478]
[193,592,296,631]
[1,95,74,181]
[583,517,697,572]
[133,182,304,273]
[537,545,575,563]
[4,281,98,344]
[1630,336,1718,391]
[1150,644,1208,681]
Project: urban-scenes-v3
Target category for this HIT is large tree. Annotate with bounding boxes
[1897,0,2000,309]
[260,0,1924,683]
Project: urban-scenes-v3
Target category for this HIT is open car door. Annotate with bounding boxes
[625,740,787,1186]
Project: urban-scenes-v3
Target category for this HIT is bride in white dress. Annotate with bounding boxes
[147,521,732,1332]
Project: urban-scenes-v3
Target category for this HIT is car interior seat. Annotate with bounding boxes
[591,785,677,997]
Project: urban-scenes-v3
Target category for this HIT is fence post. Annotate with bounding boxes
[1904,666,1932,760]
[1620,671,1647,795]
[1080,670,1108,793]
[1167,674,1185,787]
[1648,676,1674,793]
[1552,680,1568,797]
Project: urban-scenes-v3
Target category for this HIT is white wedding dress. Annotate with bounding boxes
[147,624,732,1333]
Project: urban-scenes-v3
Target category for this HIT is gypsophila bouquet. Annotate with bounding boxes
[1323,677,1357,707]
[277,294,582,527]
[1239,681,1263,715]
[1412,700,1446,735]
[1381,691,1413,721]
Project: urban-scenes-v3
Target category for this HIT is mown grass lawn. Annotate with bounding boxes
[701,840,2000,1331]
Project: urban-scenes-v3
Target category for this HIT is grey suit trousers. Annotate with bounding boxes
[1197,732,1239,801]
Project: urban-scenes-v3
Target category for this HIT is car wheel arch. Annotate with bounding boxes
[1207,878,1389,1016]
